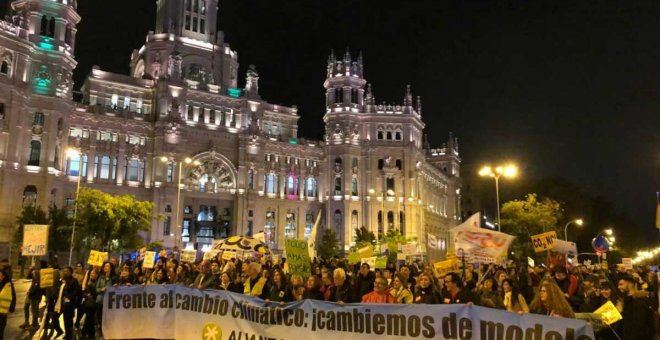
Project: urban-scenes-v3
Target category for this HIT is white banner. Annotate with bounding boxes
[450,225,514,258]
[551,238,578,256]
[22,224,49,256]
[104,285,594,340]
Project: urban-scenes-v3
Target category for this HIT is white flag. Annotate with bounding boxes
[308,210,322,258]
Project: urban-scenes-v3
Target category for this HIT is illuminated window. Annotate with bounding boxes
[304,212,314,240]
[209,109,215,124]
[286,174,297,196]
[28,140,41,166]
[166,161,174,183]
[266,173,278,194]
[100,156,111,179]
[200,0,206,14]
[333,209,342,237]
[247,169,254,190]
[265,210,276,249]
[136,98,143,114]
[285,211,295,239]
[125,158,144,182]
[111,94,118,109]
[123,96,130,110]
[187,105,193,120]
[351,177,358,196]
[33,112,44,126]
[305,177,316,197]
[187,64,207,83]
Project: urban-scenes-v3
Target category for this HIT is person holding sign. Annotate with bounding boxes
[617,275,657,339]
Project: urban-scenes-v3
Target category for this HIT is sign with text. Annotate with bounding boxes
[357,246,373,259]
[271,254,280,265]
[621,258,633,270]
[284,239,311,277]
[450,226,514,258]
[143,251,156,269]
[375,256,388,269]
[347,252,361,264]
[39,268,54,288]
[87,250,109,267]
[221,251,236,261]
[203,250,219,261]
[531,231,557,253]
[433,259,459,278]
[400,244,417,255]
[180,250,196,263]
[22,224,49,256]
[593,301,622,325]
[361,256,376,269]
[103,285,595,340]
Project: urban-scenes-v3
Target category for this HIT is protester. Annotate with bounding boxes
[443,272,475,304]
[0,267,16,339]
[414,273,442,304]
[57,266,81,340]
[529,280,575,318]
[390,274,413,304]
[303,275,324,300]
[617,275,657,339]
[329,268,355,303]
[265,268,290,304]
[20,266,41,330]
[243,262,267,298]
[477,277,503,309]
[502,278,529,313]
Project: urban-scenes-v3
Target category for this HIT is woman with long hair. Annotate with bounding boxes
[478,277,503,309]
[265,268,291,304]
[96,261,116,335]
[529,280,574,318]
[413,273,442,304]
[303,275,325,300]
[502,278,529,313]
[390,274,413,304]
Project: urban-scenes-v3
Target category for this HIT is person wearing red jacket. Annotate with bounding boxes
[361,278,396,304]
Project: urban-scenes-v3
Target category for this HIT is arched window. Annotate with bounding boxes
[265,210,276,249]
[351,177,358,196]
[28,140,41,166]
[305,177,316,197]
[199,174,216,193]
[23,185,37,207]
[40,16,48,36]
[395,131,401,140]
[286,174,297,197]
[125,158,144,182]
[304,211,314,240]
[266,173,278,194]
[351,210,358,236]
[33,112,44,126]
[285,211,295,239]
[387,211,394,229]
[48,17,55,38]
[0,61,8,75]
[334,177,342,196]
[333,209,342,237]
[386,131,392,140]
[378,159,384,170]
[377,131,383,140]
[395,159,402,170]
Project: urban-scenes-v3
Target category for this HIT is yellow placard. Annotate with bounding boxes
[39,268,54,288]
[433,259,459,278]
[143,251,156,268]
[593,301,622,325]
[531,231,557,253]
[357,246,373,259]
[221,251,236,261]
[87,250,109,267]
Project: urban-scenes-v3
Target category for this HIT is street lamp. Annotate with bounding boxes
[66,148,83,266]
[564,218,584,240]
[161,156,199,250]
[604,229,613,236]
[478,163,518,232]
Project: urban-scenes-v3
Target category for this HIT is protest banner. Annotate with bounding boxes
[39,268,54,288]
[285,239,311,277]
[450,225,514,258]
[397,252,406,260]
[375,256,387,269]
[621,258,632,270]
[22,224,49,256]
[87,250,109,267]
[180,250,196,263]
[143,251,156,268]
[531,231,557,253]
[433,259,459,278]
[203,249,219,261]
[551,238,578,256]
[361,256,376,269]
[347,252,360,264]
[593,301,622,325]
[400,244,417,255]
[221,250,236,261]
[103,285,595,340]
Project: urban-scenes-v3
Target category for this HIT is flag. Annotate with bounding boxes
[462,212,481,229]
[308,210,322,258]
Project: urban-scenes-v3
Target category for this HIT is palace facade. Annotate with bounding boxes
[0,0,461,255]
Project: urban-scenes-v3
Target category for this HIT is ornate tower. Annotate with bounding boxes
[324,49,366,111]
[155,0,219,44]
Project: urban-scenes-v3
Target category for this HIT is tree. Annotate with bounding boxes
[317,228,340,259]
[500,193,563,259]
[75,188,155,252]
[381,228,411,263]
[354,226,375,248]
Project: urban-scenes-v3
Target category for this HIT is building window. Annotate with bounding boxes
[164,216,171,236]
[377,131,383,140]
[386,132,392,140]
[351,210,358,237]
[33,112,44,126]
[286,174,297,197]
[111,94,118,109]
[395,132,401,140]
[166,161,174,183]
[200,0,206,14]
[333,209,342,238]
[265,210,275,249]
[185,15,191,30]
[0,61,8,75]
[247,169,254,190]
[304,212,314,240]
[28,140,41,166]
[200,19,205,34]
[387,211,395,229]
[165,204,172,213]
[396,159,402,170]
[136,98,143,114]
[23,185,37,207]
[386,177,395,194]
[125,158,144,182]
[185,0,191,11]
[209,109,215,124]
[67,153,86,177]
[266,173,277,194]
[285,211,295,239]
[193,0,199,12]
[40,16,48,36]
[192,17,198,32]
[247,220,253,237]
[111,157,117,180]
[0,103,4,119]
[198,107,205,122]
[100,156,111,179]
[305,177,316,197]
[123,96,130,110]
[199,174,216,193]
[187,105,194,120]
[351,177,358,196]
[378,159,384,170]
[334,177,342,196]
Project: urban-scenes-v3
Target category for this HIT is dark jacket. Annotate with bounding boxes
[303,287,325,301]
[620,291,656,340]
[267,283,291,302]
[355,271,375,300]
[414,286,442,304]
[329,283,356,303]
[60,277,82,310]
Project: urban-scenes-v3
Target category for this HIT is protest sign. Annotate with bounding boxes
[285,239,311,277]
[551,238,578,256]
[40,268,54,288]
[357,246,373,259]
[103,285,595,340]
[22,224,49,256]
[433,259,459,278]
[621,258,632,270]
[347,252,360,264]
[593,301,622,325]
[375,256,387,269]
[180,250,196,263]
[221,250,236,261]
[360,256,376,269]
[271,254,280,265]
[143,251,156,268]
[87,250,109,267]
[531,231,557,253]
[400,244,416,255]
[203,249,219,261]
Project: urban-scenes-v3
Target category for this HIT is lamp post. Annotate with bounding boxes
[564,218,584,240]
[67,148,83,266]
[478,164,518,232]
[161,156,198,250]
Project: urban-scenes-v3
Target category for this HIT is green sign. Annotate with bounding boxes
[388,242,398,253]
[284,239,311,277]
[347,252,361,264]
[375,256,388,269]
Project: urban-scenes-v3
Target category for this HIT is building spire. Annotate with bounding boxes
[416,96,422,116]
[404,84,413,107]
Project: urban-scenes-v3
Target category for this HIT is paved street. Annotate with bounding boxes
[4,278,68,340]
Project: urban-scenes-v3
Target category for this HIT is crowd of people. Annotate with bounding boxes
[10,252,660,340]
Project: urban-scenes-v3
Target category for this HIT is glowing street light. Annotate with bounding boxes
[604,229,613,236]
[564,218,584,240]
[66,147,83,266]
[479,163,518,231]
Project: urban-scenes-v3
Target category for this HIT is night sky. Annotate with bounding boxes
[4,1,659,246]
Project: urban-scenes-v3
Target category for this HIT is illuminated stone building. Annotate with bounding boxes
[0,0,461,254]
